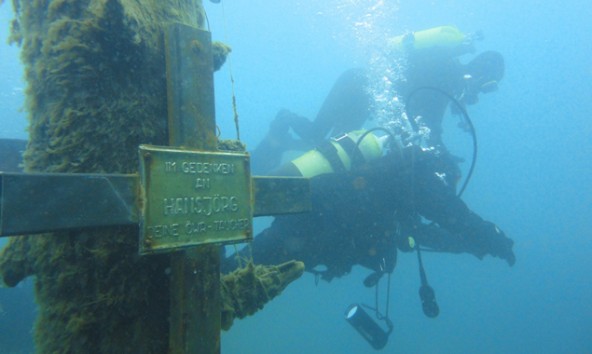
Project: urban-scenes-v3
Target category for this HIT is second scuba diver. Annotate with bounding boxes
[250,25,505,174]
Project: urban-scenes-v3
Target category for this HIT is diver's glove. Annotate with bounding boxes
[477,222,516,267]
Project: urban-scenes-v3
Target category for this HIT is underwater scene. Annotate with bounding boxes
[1,0,591,353]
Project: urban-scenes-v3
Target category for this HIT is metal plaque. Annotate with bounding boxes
[139,145,252,254]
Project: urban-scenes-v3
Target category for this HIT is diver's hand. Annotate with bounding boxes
[481,222,516,267]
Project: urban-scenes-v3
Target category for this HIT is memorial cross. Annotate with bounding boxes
[0,24,310,354]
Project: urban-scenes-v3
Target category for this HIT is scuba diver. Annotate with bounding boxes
[227,130,515,278]
[225,128,515,349]
[250,25,505,174]
[393,26,505,148]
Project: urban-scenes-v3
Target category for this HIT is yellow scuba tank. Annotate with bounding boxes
[388,25,467,52]
[282,130,385,178]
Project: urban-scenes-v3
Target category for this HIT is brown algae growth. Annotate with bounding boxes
[0,1,297,352]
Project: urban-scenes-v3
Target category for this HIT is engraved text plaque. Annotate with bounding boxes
[139,145,252,254]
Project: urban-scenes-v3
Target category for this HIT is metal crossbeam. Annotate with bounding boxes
[0,172,138,235]
[0,172,308,237]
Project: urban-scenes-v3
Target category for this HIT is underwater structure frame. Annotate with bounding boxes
[0,1,308,353]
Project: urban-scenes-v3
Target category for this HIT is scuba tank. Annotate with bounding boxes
[274,130,386,178]
[388,25,475,55]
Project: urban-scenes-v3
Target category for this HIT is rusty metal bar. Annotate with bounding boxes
[252,176,311,216]
[165,23,220,354]
[0,172,138,237]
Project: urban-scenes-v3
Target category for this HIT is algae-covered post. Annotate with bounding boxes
[0,1,208,352]
[0,1,307,353]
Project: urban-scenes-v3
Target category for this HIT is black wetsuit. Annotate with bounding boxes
[226,146,515,280]
[251,68,370,174]
[400,48,466,146]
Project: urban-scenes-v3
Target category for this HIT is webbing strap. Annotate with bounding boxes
[334,134,366,167]
[316,142,346,173]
